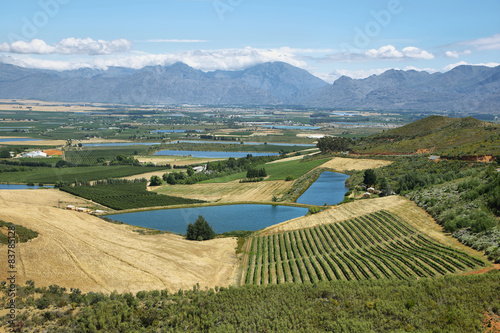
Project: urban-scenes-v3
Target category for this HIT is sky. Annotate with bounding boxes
[0,0,499,82]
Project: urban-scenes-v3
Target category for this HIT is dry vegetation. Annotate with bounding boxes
[0,189,238,294]
[318,157,393,171]
[153,180,294,202]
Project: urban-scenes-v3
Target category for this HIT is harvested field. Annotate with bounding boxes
[137,156,223,166]
[266,149,320,164]
[318,157,393,171]
[0,189,238,293]
[154,180,294,202]
[0,137,66,146]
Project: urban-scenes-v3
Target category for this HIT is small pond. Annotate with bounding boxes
[0,138,42,142]
[106,204,308,234]
[154,150,279,158]
[83,142,161,147]
[260,125,321,130]
[296,171,349,206]
[0,184,54,189]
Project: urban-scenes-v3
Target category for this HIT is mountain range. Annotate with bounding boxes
[0,62,498,113]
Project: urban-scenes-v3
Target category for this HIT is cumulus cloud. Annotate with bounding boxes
[0,38,131,55]
[139,39,207,43]
[365,45,434,60]
[0,46,308,72]
[444,50,472,58]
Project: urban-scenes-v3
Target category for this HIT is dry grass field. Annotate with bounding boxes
[136,156,224,167]
[0,189,239,293]
[318,157,393,171]
[0,136,66,146]
[153,180,294,202]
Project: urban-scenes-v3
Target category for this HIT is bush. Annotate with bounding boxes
[149,175,162,186]
[285,175,294,181]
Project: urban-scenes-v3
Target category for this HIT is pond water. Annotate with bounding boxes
[0,184,54,189]
[151,130,202,133]
[0,138,41,142]
[296,171,349,206]
[107,204,308,234]
[260,125,321,130]
[83,142,161,147]
[82,141,314,148]
[154,150,279,158]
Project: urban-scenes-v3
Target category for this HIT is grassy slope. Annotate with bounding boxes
[200,158,329,183]
[355,116,500,155]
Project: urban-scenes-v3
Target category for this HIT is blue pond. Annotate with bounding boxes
[260,125,321,130]
[0,184,54,189]
[151,130,202,133]
[297,171,349,206]
[154,150,278,158]
[0,138,41,142]
[107,204,308,234]
[83,142,161,147]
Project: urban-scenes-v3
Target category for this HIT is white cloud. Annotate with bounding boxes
[139,39,207,43]
[445,50,472,58]
[456,33,500,51]
[445,51,460,59]
[0,46,308,72]
[0,38,131,55]
[365,45,434,60]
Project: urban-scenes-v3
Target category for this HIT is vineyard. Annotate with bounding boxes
[60,180,204,210]
[242,210,485,285]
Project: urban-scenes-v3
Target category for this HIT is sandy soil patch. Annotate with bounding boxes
[154,181,294,203]
[0,190,238,294]
[319,157,393,171]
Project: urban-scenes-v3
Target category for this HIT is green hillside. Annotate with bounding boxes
[354,116,500,156]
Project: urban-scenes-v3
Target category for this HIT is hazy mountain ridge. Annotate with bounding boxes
[0,62,498,112]
[308,65,500,113]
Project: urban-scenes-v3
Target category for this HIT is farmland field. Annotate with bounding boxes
[60,180,204,210]
[154,180,294,202]
[241,210,485,285]
[0,189,238,293]
[0,165,171,184]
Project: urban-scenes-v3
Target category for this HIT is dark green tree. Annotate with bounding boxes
[149,175,162,186]
[186,215,216,241]
[316,136,352,153]
[363,169,377,186]
[0,149,10,158]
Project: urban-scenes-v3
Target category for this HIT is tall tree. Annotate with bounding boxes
[363,169,377,186]
[186,215,216,241]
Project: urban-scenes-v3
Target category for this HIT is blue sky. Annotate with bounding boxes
[1,0,499,82]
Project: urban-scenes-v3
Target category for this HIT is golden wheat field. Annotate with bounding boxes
[0,189,239,294]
